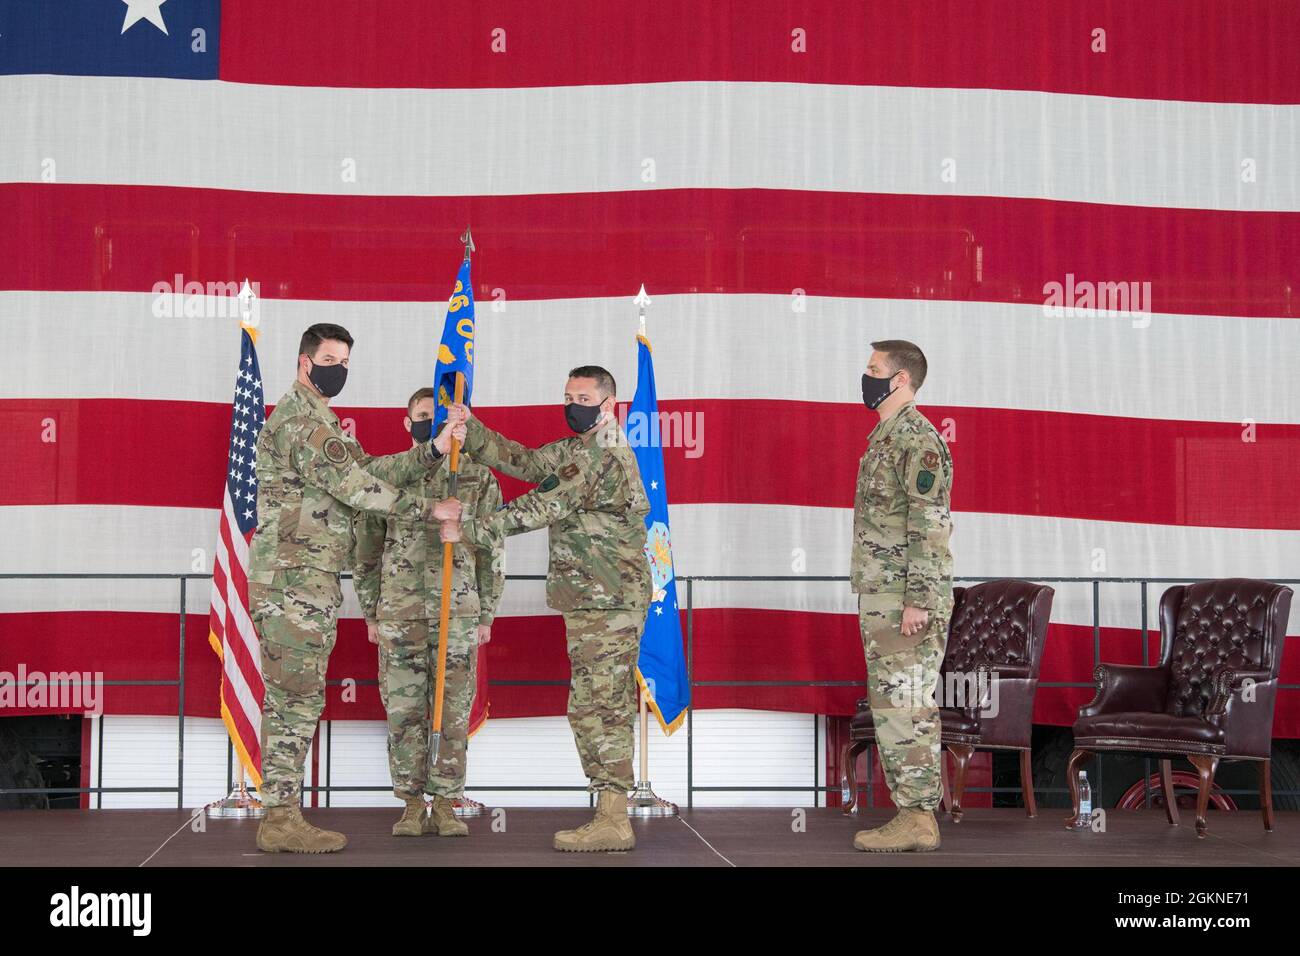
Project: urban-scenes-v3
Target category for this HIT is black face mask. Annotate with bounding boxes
[409,419,433,443]
[308,359,348,398]
[861,371,899,411]
[565,401,604,434]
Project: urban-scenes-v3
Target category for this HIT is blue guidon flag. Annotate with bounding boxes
[629,334,690,733]
[431,258,475,429]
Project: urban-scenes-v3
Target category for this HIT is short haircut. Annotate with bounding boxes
[567,365,616,398]
[870,339,928,391]
[406,386,434,417]
[298,323,354,358]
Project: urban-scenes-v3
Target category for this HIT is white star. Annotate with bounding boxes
[650,480,658,490]
[121,0,169,35]
[654,606,663,615]
[243,509,254,520]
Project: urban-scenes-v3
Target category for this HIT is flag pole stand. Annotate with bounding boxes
[207,767,264,819]
[628,687,677,818]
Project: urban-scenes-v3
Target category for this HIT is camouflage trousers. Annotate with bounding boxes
[858,592,952,811]
[250,568,343,809]
[378,617,478,800]
[562,608,645,794]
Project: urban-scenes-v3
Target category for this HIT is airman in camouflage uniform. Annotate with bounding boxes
[851,340,954,853]
[441,365,651,852]
[353,388,505,838]
[249,324,458,854]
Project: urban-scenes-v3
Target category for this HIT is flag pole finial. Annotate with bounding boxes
[461,225,475,262]
[238,278,259,329]
[633,283,650,336]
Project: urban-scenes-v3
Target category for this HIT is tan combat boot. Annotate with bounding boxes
[424,795,469,837]
[553,789,635,852]
[853,806,941,852]
[392,794,428,837]
[256,805,348,853]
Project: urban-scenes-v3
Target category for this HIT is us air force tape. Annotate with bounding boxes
[323,436,349,464]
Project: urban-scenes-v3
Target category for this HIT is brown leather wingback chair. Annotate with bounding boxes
[841,579,1055,819]
[1067,578,1293,838]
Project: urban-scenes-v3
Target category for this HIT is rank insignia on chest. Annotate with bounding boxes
[539,474,560,492]
[323,437,348,464]
[917,469,935,494]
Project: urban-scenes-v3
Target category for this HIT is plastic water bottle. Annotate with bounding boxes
[1077,770,1092,827]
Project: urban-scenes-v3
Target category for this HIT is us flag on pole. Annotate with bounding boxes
[207,322,267,788]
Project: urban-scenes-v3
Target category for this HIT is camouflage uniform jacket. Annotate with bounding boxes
[459,416,652,612]
[248,381,436,584]
[352,453,505,625]
[850,400,954,609]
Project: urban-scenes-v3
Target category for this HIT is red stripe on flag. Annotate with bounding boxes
[8,610,1296,734]
[216,0,1300,105]
[5,184,1298,318]
[5,397,1299,530]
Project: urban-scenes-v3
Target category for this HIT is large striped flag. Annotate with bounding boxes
[207,319,267,787]
[4,3,1299,741]
[630,331,690,733]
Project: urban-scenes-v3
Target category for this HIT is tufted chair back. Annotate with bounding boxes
[1161,578,1287,718]
[943,579,1053,680]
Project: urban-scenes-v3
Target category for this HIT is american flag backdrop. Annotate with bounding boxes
[205,322,265,787]
[3,1,1300,752]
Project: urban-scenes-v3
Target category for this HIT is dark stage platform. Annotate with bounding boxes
[3,808,1297,867]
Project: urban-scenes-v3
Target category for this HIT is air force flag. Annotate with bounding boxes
[630,334,690,733]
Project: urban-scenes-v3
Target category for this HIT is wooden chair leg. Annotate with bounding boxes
[1188,754,1219,839]
[1019,749,1038,818]
[1159,759,1180,826]
[841,740,866,815]
[1064,749,1093,828]
[948,743,973,822]
[1259,759,1274,832]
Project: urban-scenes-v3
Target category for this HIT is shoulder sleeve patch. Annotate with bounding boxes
[539,474,560,493]
[922,449,940,470]
[323,436,349,464]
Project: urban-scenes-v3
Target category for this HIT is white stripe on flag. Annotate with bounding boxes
[5,75,1298,211]
[3,291,1297,425]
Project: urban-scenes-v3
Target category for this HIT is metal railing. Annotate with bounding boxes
[2,573,1297,810]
